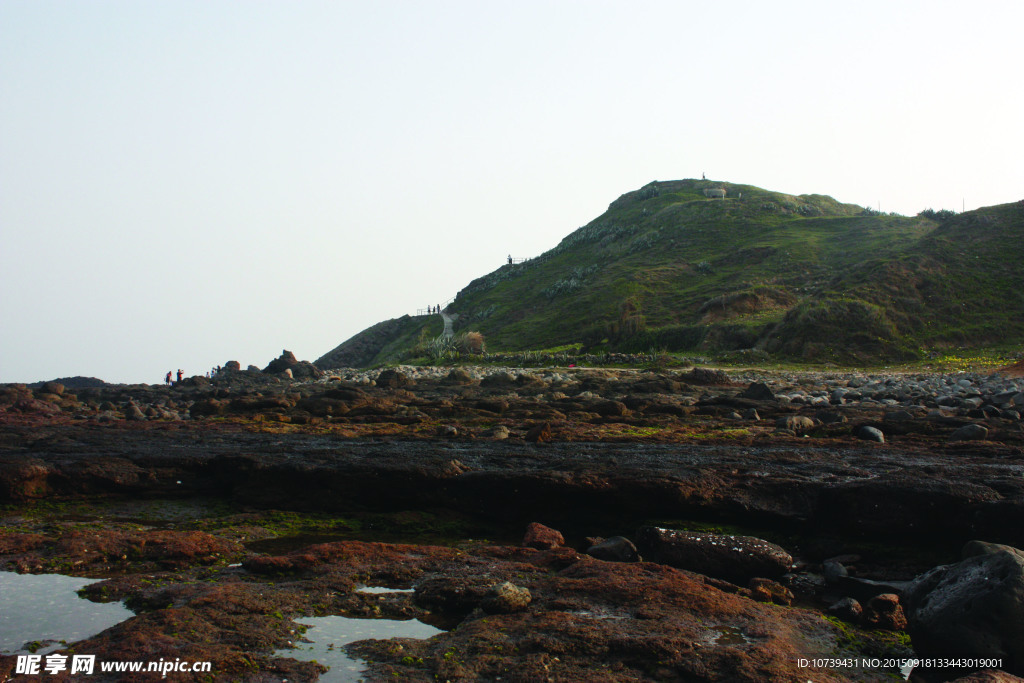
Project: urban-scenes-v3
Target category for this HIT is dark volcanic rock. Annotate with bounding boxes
[585,536,641,562]
[290,361,324,380]
[262,349,324,379]
[904,541,1024,676]
[951,423,989,441]
[828,597,863,622]
[857,425,885,443]
[414,576,493,615]
[636,527,793,583]
[739,381,775,400]
[820,476,1002,537]
[263,349,300,374]
[30,376,105,389]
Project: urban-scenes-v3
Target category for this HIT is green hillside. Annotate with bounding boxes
[318,180,1024,367]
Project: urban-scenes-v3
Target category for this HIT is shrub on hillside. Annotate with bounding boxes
[765,297,914,361]
[918,208,957,222]
[457,331,486,355]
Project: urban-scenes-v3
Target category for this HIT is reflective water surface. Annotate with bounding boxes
[0,572,133,655]
[276,614,442,682]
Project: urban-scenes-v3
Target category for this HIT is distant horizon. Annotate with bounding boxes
[3,1,1022,384]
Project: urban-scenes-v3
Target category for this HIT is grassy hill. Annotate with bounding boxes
[318,179,1024,367]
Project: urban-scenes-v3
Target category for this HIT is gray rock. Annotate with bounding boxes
[836,576,912,603]
[816,410,848,424]
[738,382,775,400]
[490,425,510,440]
[950,423,989,441]
[742,408,761,421]
[636,526,792,583]
[823,559,849,584]
[857,426,885,443]
[903,541,1024,674]
[994,390,1020,406]
[586,536,641,562]
[827,597,863,622]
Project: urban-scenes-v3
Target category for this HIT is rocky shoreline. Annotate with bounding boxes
[2,361,1024,681]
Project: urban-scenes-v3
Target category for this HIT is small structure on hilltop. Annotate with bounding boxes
[704,188,727,199]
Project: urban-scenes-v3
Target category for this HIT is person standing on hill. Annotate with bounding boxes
[176,369,183,383]
[165,371,172,385]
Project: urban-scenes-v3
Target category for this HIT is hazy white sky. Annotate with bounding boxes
[2,1,1022,383]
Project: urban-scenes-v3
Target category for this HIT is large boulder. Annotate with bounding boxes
[636,527,792,583]
[950,423,989,441]
[263,349,299,374]
[903,541,1024,675]
[775,415,816,434]
[481,581,531,614]
[375,369,412,388]
[290,361,324,380]
[263,350,323,379]
[738,382,775,400]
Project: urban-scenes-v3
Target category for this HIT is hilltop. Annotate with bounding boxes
[318,179,1024,367]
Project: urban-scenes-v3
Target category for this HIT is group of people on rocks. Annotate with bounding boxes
[164,365,223,385]
[426,304,442,314]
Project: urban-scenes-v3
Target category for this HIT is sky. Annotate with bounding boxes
[2,0,1022,384]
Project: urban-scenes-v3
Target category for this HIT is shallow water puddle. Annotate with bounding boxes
[708,625,761,647]
[0,572,133,655]
[276,614,442,682]
[354,585,414,595]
